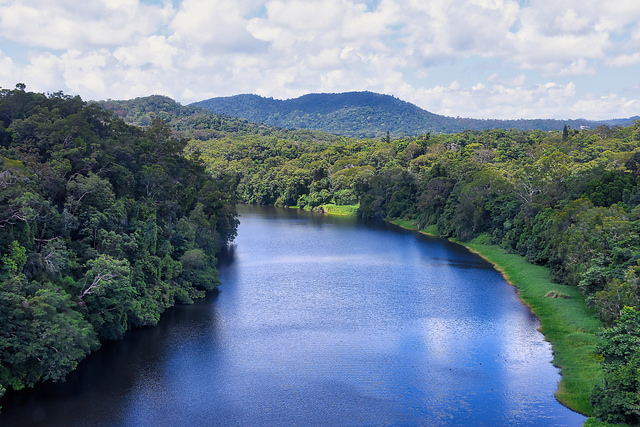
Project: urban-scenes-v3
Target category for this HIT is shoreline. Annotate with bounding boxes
[299,206,603,419]
[389,219,603,417]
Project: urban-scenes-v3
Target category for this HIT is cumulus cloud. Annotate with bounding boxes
[0,0,170,50]
[611,53,640,68]
[0,0,638,120]
[113,36,178,70]
[401,77,640,121]
[170,0,264,51]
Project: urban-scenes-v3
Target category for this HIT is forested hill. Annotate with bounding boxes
[0,87,238,403]
[98,95,263,141]
[97,95,343,144]
[189,91,632,138]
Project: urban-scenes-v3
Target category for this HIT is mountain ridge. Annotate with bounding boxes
[96,95,344,143]
[190,91,639,138]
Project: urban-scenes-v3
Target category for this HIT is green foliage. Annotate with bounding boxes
[2,241,26,278]
[0,88,238,401]
[78,255,135,340]
[583,418,620,427]
[100,94,640,420]
[320,204,359,216]
[583,170,635,207]
[592,307,640,425]
[0,276,99,397]
[180,249,219,290]
[191,92,618,138]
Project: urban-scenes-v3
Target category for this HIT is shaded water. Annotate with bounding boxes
[1,206,585,426]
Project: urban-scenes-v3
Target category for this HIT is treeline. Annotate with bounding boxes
[191,123,640,324]
[191,91,618,137]
[98,95,345,144]
[189,121,640,422]
[0,87,238,402]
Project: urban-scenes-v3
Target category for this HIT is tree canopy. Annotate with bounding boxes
[185,118,640,420]
[0,86,238,402]
[190,92,635,138]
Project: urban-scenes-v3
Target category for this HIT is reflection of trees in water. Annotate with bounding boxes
[217,244,237,267]
[0,295,220,426]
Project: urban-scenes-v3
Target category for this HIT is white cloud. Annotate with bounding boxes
[0,0,170,50]
[400,0,520,64]
[113,35,178,70]
[170,0,262,51]
[60,49,111,96]
[398,76,640,121]
[0,0,639,120]
[611,53,640,68]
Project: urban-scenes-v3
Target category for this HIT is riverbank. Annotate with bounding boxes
[461,242,603,414]
[292,203,359,216]
[307,207,604,417]
[389,220,603,417]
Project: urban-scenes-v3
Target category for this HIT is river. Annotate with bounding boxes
[0,205,585,426]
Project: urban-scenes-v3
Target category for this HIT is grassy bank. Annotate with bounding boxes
[462,242,603,415]
[391,220,603,416]
[291,203,360,216]
[319,204,359,216]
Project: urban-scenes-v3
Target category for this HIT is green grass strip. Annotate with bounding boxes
[319,204,359,216]
[391,220,603,417]
[462,242,602,415]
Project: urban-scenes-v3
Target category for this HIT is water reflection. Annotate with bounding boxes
[1,293,221,426]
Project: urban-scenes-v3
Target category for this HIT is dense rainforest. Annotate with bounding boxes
[185,119,640,424]
[5,87,640,423]
[0,87,238,404]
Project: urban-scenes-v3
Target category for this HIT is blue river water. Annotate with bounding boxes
[0,205,585,426]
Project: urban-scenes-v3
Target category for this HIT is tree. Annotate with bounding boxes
[0,277,98,399]
[78,255,136,340]
[592,307,640,425]
[1,240,27,278]
[583,170,634,207]
[180,249,219,290]
[0,87,239,399]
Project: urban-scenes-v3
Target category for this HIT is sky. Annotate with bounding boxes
[1,0,640,120]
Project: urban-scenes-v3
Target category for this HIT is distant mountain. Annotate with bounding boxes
[190,91,636,138]
[96,95,343,143]
[97,95,256,140]
[601,116,640,126]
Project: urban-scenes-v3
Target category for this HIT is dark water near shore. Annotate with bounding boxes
[1,205,585,426]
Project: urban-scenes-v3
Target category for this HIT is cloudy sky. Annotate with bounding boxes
[1,0,640,120]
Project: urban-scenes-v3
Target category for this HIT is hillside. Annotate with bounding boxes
[98,95,265,141]
[190,91,630,137]
[97,95,343,144]
[0,88,238,402]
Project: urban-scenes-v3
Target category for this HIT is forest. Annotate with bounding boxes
[185,118,640,424]
[4,87,640,423]
[0,87,238,404]
[190,91,635,138]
